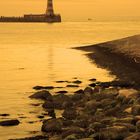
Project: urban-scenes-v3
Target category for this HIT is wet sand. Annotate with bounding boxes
[76,35,140,89]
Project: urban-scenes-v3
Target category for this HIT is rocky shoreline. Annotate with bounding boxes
[9,79,140,140]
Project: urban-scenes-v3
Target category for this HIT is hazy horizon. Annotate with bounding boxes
[0,0,140,21]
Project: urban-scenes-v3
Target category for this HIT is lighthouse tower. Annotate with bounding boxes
[46,0,54,16]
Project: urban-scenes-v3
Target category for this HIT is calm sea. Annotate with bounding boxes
[0,21,140,139]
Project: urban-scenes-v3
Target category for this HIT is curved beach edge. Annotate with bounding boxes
[75,34,140,88]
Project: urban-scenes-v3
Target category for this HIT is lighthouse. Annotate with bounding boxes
[0,0,61,23]
[46,0,54,16]
[45,0,61,22]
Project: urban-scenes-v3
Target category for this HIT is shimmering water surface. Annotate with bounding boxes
[0,22,140,139]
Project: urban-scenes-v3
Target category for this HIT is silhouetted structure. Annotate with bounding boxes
[0,0,61,23]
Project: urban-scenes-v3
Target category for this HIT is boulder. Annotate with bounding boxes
[100,125,129,139]
[84,100,100,111]
[62,126,85,138]
[62,101,74,109]
[100,99,115,108]
[41,118,62,132]
[105,106,122,116]
[132,105,140,115]
[42,101,54,109]
[88,122,106,132]
[62,108,77,120]
[29,90,52,101]
[47,109,56,118]
[84,87,94,98]
[53,94,71,109]
[71,93,84,102]
[114,117,135,124]
[124,133,140,140]
[113,122,136,132]
[0,119,20,126]
[74,89,84,94]
[73,119,89,128]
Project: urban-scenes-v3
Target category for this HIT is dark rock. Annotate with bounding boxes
[84,87,94,98]
[89,78,96,82]
[124,133,140,140]
[42,113,48,116]
[84,100,100,111]
[132,105,140,115]
[62,108,77,120]
[66,85,79,88]
[89,83,96,87]
[62,126,85,138]
[56,80,68,83]
[33,86,45,90]
[10,135,48,140]
[88,122,106,132]
[73,119,88,128]
[72,80,82,84]
[113,122,136,132]
[53,94,71,109]
[115,117,135,124]
[74,89,84,94]
[56,90,68,94]
[47,109,56,118]
[30,103,40,107]
[44,86,54,90]
[27,121,35,124]
[0,114,10,117]
[71,93,84,102]
[102,88,119,96]
[128,92,140,99]
[55,86,64,89]
[100,117,115,125]
[42,118,62,132]
[105,106,122,116]
[29,90,52,101]
[37,115,44,119]
[33,85,54,90]
[0,119,20,126]
[100,125,129,139]
[42,101,54,109]
[62,119,73,127]
[62,101,74,109]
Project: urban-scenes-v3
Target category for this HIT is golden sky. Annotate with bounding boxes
[0,0,140,21]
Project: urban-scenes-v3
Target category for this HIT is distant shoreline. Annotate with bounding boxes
[75,35,140,88]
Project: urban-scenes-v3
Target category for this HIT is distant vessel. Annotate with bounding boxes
[0,0,61,23]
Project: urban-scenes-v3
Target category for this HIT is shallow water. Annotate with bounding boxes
[0,22,140,139]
